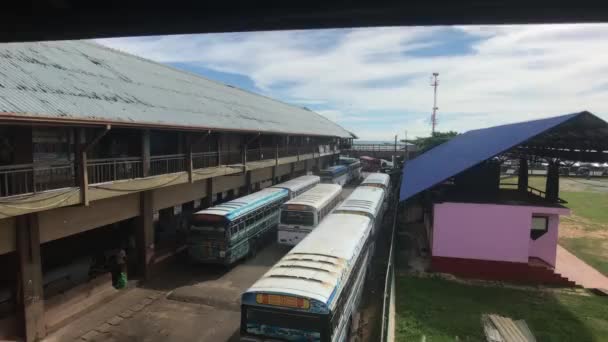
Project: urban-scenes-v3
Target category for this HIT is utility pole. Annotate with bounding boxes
[430,72,439,135]
[404,130,408,161]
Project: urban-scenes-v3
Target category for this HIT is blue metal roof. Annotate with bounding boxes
[399,112,584,201]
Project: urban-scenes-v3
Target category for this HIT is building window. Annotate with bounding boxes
[531,216,549,240]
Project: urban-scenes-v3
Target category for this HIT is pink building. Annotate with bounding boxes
[399,112,608,286]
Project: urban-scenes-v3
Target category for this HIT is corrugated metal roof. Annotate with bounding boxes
[0,41,352,137]
[399,112,589,201]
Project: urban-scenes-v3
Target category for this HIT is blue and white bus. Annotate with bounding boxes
[241,213,374,342]
[186,175,320,265]
[187,187,289,265]
[339,157,363,183]
[319,165,349,186]
[271,175,320,199]
[277,183,343,246]
[240,184,387,342]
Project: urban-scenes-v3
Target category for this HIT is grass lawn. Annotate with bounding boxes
[502,176,608,276]
[396,275,608,342]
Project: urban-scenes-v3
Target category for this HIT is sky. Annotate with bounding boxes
[96,24,608,141]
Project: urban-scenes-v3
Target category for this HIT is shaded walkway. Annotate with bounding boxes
[555,245,608,289]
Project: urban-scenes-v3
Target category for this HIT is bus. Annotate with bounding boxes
[319,165,349,186]
[360,172,390,191]
[333,186,386,236]
[277,183,343,246]
[187,187,289,265]
[339,157,363,183]
[240,213,374,342]
[271,175,320,199]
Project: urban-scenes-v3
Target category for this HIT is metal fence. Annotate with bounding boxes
[0,162,75,197]
[150,154,187,176]
[192,151,218,169]
[380,176,401,342]
[88,157,142,184]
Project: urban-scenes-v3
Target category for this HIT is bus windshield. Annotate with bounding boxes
[190,215,227,238]
[244,307,324,342]
[281,210,315,226]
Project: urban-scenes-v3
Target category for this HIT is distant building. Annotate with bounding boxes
[399,111,608,286]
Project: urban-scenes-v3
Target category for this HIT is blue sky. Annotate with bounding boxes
[97,25,608,140]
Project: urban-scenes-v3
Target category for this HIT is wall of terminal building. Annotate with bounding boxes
[0,123,341,340]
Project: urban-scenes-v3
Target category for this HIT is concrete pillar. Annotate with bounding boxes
[546,161,560,202]
[245,171,252,194]
[518,158,528,193]
[290,163,295,179]
[141,130,151,177]
[271,166,277,185]
[16,213,45,342]
[136,191,154,280]
[204,178,213,208]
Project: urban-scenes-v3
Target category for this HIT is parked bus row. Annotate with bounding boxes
[240,173,391,342]
[186,175,321,264]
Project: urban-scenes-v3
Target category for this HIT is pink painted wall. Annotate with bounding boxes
[432,202,569,265]
[528,215,560,266]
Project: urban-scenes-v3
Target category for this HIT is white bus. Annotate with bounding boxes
[360,172,391,191]
[240,184,388,342]
[277,183,343,246]
[271,175,321,199]
[333,186,386,236]
[241,213,374,342]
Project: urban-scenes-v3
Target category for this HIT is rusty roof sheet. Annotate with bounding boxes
[0,41,351,137]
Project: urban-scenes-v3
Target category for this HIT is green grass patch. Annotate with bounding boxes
[396,275,608,342]
[560,191,608,224]
[560,237,608,276]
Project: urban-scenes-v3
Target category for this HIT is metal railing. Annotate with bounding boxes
[220,150,242,165]
[88,157,142,184]
[192,151,218,169]
[150,154,186,176]
[0,144,339,198]
[0,162,75,197]
[349,144,410,152]
[380,177,401,342]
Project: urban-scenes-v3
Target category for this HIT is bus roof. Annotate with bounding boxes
[193,187,288,221]
[270,175,320,193]
[321,165,348,173]
[361,173,390,188]
[334,186,385,219]
[244,213,371,305]
[281,184,342,211]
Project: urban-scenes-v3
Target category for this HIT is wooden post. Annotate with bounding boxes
[546,160,560,202]
[142,130,151,177]
[136,191,154,280]
[16,213,45,342]
[187,143,193,183]
[77,129,89,206]
[518,158,528,193]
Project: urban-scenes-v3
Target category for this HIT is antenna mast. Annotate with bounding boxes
[430,72,439,135]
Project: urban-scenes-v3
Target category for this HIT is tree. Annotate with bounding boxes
[402,131,459,154]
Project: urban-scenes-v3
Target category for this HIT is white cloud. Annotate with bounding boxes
[96,24,608,140]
